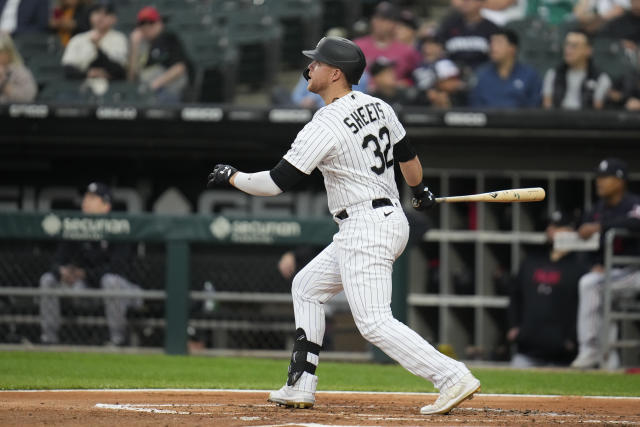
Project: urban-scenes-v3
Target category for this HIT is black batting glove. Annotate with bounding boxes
[410,182,436,211]
[207,164,238,188]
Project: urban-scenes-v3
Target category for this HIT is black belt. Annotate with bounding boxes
[335,198,393,220]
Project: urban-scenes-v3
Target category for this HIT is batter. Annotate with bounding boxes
[207,36,480,415]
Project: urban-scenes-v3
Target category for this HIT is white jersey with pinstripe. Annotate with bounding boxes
[281,90,471,396]
[283,91,404,215]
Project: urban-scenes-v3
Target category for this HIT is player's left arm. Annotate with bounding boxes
[394,138,436,211]
[385,101,435,211]
[206,159,307,196]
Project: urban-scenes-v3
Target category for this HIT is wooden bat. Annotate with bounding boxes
[435,187,546,203]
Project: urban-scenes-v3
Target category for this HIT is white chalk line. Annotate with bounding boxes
[93,401,640,424]
[4,388,640,400]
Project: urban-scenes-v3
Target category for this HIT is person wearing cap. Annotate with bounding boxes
[39,182,143,346]
[571,158,640,368]
[127,6,190,103]
[61,0,127,81]
[435,0,500,73]
[571,159,640,368]
[469,29,541,108]
[354,1,421,86]
[508,211,588,368]
[413,56,466,108]
[369,56,415,105]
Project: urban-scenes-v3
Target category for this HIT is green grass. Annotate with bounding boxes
[1,351,639,396]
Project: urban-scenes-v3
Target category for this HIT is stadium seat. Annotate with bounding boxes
[181,30,240,102]
[265,0,323,68]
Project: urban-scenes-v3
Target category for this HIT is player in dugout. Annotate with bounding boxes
[39,182,143,346]
[507,211,588,368]
[571,158,640,369]
[207,36,481,415]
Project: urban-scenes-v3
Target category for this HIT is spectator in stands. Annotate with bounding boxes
[368,56,415,105]
[508,211,588,368]
[436,0,500,74]
[61,0,127,82]
[128,6,190,103]
[395,9,420,47]
[469,29,542,107]
[571,158,640,369]
[39,182,143,346]
[0,0,48,35]
[354,1,421,86]
[481,0,527,26]
[599,0,640,44]
[574,0,629,34]
[414,58,467,108]
[542,30,612,109]
[49,0,91,47]
[0,32,36,102]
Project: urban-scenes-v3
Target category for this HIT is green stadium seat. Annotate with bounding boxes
[265,0,323,68]
[181,30,239,102]
[37,80,92,102]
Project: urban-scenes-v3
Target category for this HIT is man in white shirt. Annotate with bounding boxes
[542,30,612,110]
[61,0,127,81]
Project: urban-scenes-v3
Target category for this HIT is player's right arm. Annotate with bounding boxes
[207,119,335,196]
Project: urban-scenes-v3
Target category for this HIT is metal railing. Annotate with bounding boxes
[601,229,640,369]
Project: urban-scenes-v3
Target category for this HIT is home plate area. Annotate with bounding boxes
[2,390,640,426]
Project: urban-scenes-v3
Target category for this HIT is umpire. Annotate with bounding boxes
[39,182,142,346]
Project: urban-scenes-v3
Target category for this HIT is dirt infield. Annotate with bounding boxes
[2,390,639,426]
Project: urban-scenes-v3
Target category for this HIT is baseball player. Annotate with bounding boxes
[207,36,480,415]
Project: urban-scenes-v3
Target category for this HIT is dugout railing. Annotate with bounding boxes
[601,229,640,369]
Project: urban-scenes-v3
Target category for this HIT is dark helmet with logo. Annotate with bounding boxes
[302,36,366,86]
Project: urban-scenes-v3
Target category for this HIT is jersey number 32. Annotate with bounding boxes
[362,126,393,176]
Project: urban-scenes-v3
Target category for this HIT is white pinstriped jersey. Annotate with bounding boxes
[283,91,406,215]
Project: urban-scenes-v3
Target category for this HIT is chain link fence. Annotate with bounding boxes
[0,213,367,356]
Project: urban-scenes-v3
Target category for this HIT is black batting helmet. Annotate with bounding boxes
[302,36,366,86]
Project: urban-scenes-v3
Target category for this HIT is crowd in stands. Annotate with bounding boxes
[284,0,640,111]
[0,0,639,109]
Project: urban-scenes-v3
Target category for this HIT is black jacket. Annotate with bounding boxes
[509,251,588,362]
[51,240,133,286]
[583,192,640,265]
[551,60,601,108]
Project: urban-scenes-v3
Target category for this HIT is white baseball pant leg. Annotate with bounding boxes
[291,204,469,393]
[577,268,629,356]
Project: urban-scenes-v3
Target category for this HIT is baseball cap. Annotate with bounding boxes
[90,0,116,15]
[373,1,398,20]
[434,59,460,81]
[370,56,395,76]
[595,157,628,180]
[398,10,419,30]
[86,182,112,203]
[137,6,161,25]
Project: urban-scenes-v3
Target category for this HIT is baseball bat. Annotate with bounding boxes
[435,187,546,203]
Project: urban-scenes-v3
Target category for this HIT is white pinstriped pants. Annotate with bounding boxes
[291,201,469,392]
